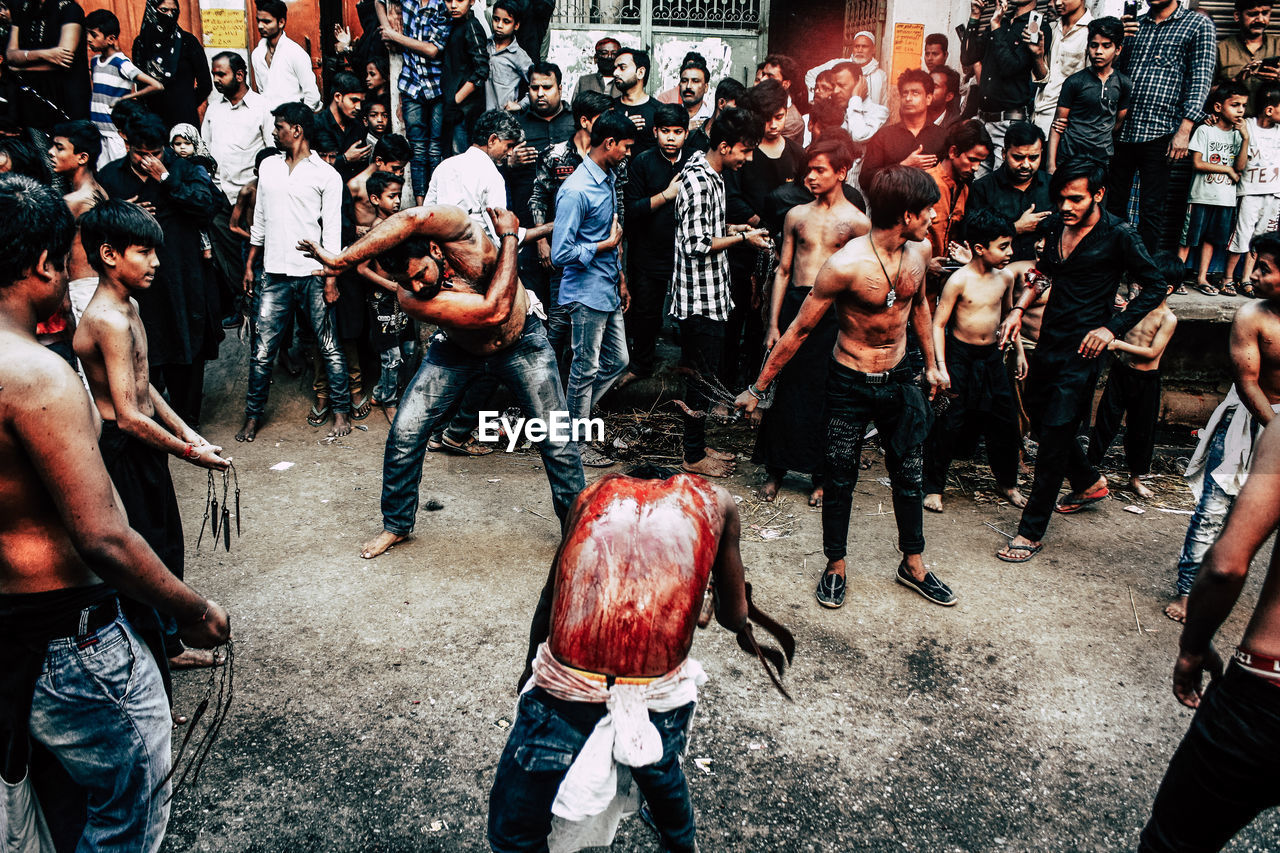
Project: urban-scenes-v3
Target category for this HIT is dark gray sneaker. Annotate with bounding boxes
[816,571,846,608]
[896,562,957,606]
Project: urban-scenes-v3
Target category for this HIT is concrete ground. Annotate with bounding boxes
[160,333,1279,852]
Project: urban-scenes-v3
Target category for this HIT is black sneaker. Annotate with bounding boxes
[815,571,846,608]
[896,562,957,606]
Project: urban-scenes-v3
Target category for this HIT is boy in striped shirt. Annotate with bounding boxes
[85,10,163,168]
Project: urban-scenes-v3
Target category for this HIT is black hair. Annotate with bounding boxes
[867,166,941,230]
[1050,159,1108,197]
[760,52,806,113]
[212,50,248,77]
[311,126,339,154]
[925,32,949,50]
[714,77,748,108]
[709,106,762,149]
[272,101,315,143]
[257,0,287,21]
[471,109,524,146]
[84,8,120,37]
[1003,120,1044,151]
[680,55,710,83]
[110,99,145,137]
[653,102,689,131]
[896,67,933,94]
[590,110,638,147]
[1208,80,1251,110]
[528,60,562,85]
[945,119,992,157]
[616,47,650,84]
[1088,16,1125,45]
[748,78,788,119]
[1235,0,1273,13]
[254,147,279,171]
[571,90,613,127]
[933,66,961,99]
[1251,231,1280,263]
[0,175,75,288]
[366,170,404,199]
[366,96,392,116]
[832,61,861,80]
[373,133,411,164]
[965,208,1016,249]
[379,236,440,297]
[1152,251,1185,294]
[78,199,165,276]
[808,97,846,133]
[125,113,168,150]
[366,53,390,80]
[0,135,52,184]
[625,463,681,480]
[52,120,102,168]
[1259,85,1280,112]
[805,136,853,174]
[492,0,523,23]
[330,71,364,99]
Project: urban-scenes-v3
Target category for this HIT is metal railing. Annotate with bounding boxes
[553,0,762,31]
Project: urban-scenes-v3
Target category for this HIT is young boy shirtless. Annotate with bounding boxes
[1087,253,1180,498]
[72,200,230,672]
[1168,231,1280,623]
[924,208,1026,511]
[346,134,410,231]
[48,120,104,322]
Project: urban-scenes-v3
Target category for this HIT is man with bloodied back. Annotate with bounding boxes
[488,465,793,852]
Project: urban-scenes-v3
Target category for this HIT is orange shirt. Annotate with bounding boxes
[926,161,967,260]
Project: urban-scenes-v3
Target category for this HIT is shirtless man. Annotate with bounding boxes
[48,120,104,322]
[737,165,957,609]
[345,134,409,232]
[0,175,229,849]
[753,138,870,506]
[492,466,791,851]
[300,204,585,559]
[994,160,1165,563]
[1166,232,1280,622]
[1139,417,1280,852]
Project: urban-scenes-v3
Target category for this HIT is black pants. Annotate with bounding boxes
[1088,362,1161,476]
[1109,135,1173,255]
[149,361,205,430]
[677,314,725,464]
[722,266,764,389]
[626,266,670,378]
[208,207,244,318]
[823,360,929,561]
[924,336,1021,494]
[1141,663,1280,852]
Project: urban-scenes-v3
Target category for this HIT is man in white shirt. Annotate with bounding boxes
[1031,0,1093,137]
[251,0,322,111]
[805,31,889,106]
[238,102,349,443]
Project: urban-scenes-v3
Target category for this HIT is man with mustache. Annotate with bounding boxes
[964,120,1052,262]
[1217,0,1280,116]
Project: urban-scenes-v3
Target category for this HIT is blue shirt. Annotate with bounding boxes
[552,155,620,312]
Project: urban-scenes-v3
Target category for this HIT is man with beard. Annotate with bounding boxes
[314,71,369,180]
[993,160,1166,563]
[613,47,658,153]
[805,31,889,107]
[925,120,992,276]
[736,166,956,609]
[1217,0,1280,116]
[128,0,211,129]
[505,62,573,242]
[965,121,1051,262]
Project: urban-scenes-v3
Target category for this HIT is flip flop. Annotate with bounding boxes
[1194,283,1219,296]
[996,543,1042,563]
[440,434,495,456]
[306,401,331,427]
[1055,484,1110,514]
[351,394,373,421]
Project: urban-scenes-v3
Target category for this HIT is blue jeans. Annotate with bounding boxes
[487,688,697,853]
[373,340,417,406]
[381,315,584,533]
[564,302,629,423]
[27,607,171,853]
[1174,411,1235,596]
[402,95,444,199]
[245,274,351,418]
[546,273,570,362]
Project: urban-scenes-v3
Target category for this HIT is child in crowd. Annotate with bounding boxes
[72,199,229,672]
[365,98,391,148]
[365,55,390,100]
[1180,82,1250,296]
[924,208,1027,512]
[1087,253,1180,498]
[1047,17,1130,174]
[1224,85,1280,296]
[356,171,416,423]
[85,9,163,168]
[1003,237,1049,444]
[442,0,490,155]
[170,123,220,261]
[486,0,530,111]
[346,134,411,231]
[229,147,280,240]
[48,120,104,323]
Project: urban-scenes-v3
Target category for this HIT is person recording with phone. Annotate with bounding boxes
[1216,0,1280,117]
[962,0,1053,178]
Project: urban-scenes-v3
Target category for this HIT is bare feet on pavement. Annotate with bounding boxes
[682,455,736,477]
[235,416,258,442]
[1130,476,1154,499]
[361,530,408,559]
[329,412,352,438]
[999,486,1028,508]
[1164,595,1188,623]
[704,446,735,461]
[759,475,781,502]
[924,493,943,513]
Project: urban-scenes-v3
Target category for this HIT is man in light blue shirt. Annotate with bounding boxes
[551,110,636,466]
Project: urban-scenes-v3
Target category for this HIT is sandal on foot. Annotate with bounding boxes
[1194,283,1220,296]
[1241,282,1257,298]
[440,434,495,456]
[306,401,331,427]
[1055,483,1109,513]
[1220,281,1239,297]
[895,562,957,606]
[351,394,373,421]
[1173,284,1189,295]
[816,571,846,608]
[996,542,1042,563]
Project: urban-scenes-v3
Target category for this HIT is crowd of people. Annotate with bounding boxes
[3,0,1280,848]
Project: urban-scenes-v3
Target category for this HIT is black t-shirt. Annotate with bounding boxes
[15,0,89,124]
[615,96,659,153]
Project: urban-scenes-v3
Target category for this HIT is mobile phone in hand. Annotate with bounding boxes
[1123,0,1139,17]
[1027,9,1043,42]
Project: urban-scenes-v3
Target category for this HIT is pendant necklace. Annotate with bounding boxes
[869,238,902,307]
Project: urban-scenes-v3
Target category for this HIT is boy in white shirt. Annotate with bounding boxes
[1179,82,1249,296]
[1226,85,1280,296]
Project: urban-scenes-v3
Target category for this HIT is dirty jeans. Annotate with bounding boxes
[1140,663,1280,852]
[487,688,697,853]
[1173,411,1234,596]
[28,607,171,853]
[402,95,444,197]
[564,302,629,423]
[245,274,351,418]
[372,340,417,407]
[380,315,584,534]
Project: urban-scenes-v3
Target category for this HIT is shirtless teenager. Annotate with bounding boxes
[300,204,585,559]
[1139,417,1280,852]
[753,138,870,507]
[738,165,957,609]
[1166,232,1280,623]
[924,208,1027,513]
[492,466,792,851]
[346,134,409,232]
[0,175,229,849]
[994,160,1165,563]
[48,120,104,322]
